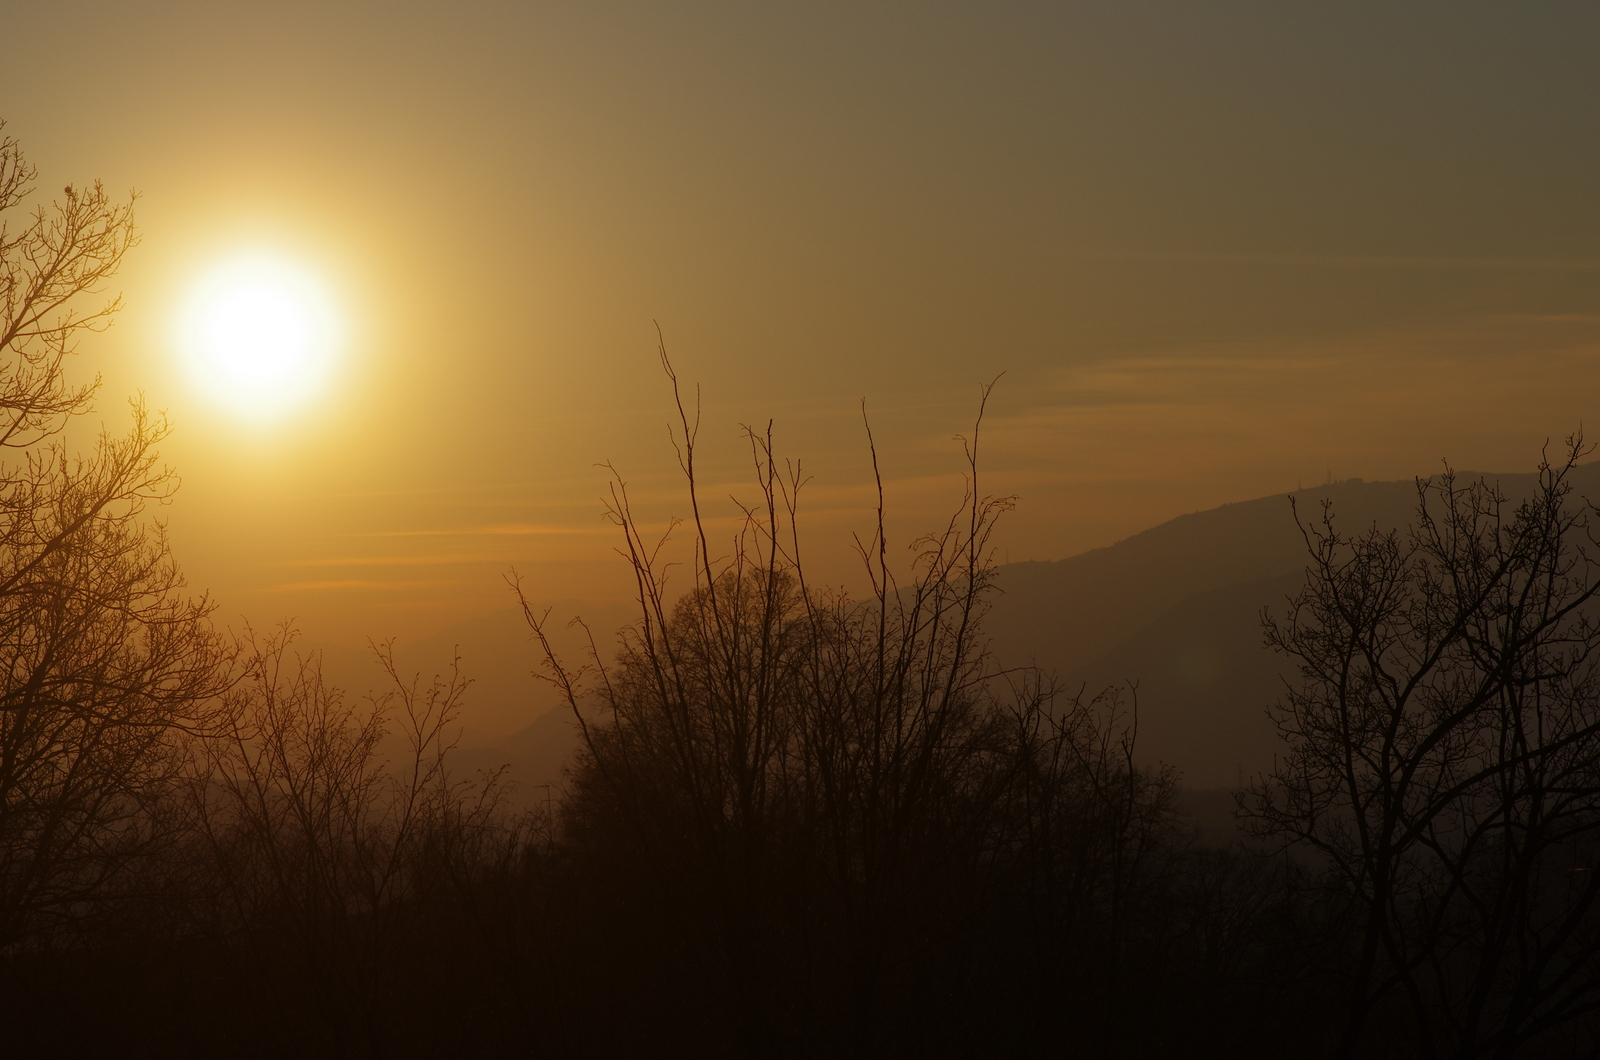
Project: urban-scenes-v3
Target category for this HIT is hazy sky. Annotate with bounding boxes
[2,1,1596,644]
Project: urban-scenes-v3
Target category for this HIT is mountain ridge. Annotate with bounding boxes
[312,461,1600,799]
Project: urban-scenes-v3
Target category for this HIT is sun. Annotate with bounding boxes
[177,253,344,420]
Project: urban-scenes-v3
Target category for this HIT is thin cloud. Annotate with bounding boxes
[1064,249,1600,273]
[286,554,507,568]
[342,523,610,538]
[265,579,466,593]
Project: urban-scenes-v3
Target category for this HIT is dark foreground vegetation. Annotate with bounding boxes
[6,124,1600,1059]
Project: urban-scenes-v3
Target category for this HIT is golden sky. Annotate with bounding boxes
[2,1,1597,645]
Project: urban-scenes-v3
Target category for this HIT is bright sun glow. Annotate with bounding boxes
[178,254,344,420]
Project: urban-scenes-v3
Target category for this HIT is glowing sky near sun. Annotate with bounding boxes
[0,0,1594,653]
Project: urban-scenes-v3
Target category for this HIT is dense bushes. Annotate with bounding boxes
[0,378,1321,1058]
[11,414,1600,1059]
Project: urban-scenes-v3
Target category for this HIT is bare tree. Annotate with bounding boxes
[181,627,508,1055]
[515,346,1180,1055]
[0,121,226,947]
[1243,438,1600,1059]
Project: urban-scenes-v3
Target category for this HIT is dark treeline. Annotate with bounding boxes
[6,125,1600,1058]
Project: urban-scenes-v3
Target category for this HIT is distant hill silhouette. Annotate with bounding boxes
[300,461,1600,802]
[989,461,1600,788]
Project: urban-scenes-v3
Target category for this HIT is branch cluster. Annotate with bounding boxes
[1245,437,1600,1058]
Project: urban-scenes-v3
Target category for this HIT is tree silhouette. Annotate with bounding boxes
[0,121,225,947]
[517,351,1183,1056]
[1244,439,1600,1058]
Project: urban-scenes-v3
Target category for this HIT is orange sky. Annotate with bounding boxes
[2,1,1597,646]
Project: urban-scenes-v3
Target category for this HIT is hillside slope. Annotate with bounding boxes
[299,462,1600,801]
[989,462,1600,788]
